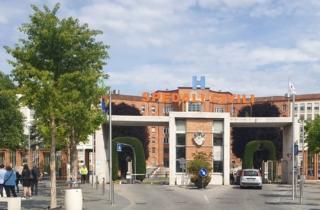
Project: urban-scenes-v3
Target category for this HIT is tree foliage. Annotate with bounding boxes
[306,115,320,153]
[0,71,25,149]
[6,4,108,208]
[232,103,283,160]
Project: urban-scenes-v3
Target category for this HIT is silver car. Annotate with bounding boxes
[240,169,262,189]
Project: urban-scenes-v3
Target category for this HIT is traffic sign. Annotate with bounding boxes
[294,144,299,156]
[199,168,208,177]
[116,143,122,152]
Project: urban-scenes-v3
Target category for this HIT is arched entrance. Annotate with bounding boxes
[112,137,146,181]
[243,140,276,169]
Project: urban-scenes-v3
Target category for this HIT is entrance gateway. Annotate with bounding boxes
[94,112,298,186]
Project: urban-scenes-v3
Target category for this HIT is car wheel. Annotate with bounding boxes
[258,186,262,190]
[240,186,243,189]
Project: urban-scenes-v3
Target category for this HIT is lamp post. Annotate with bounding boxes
[291,92,296,200]
[299,119,305,204]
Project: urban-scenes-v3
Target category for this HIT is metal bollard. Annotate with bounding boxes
[95,176,99,190]
[102,178,105,195]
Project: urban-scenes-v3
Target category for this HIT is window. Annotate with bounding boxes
[308,153,314,176]
[176,133,186,172]
[141,105,145,113]
[152,147,156,153]
[215,107,224,113]
[300,114,305,120]
[163,104,172,114]
[213,134,223,146]
[164,148,169,153]
[300,103,305,111]
[188,102,201,112]
[294,104,298,111]
[213,161,223,173]
[282,104,287,112]
[307,114,312,121]
[213,121,224,134]
[164,127,169,134]
[176,120,186,133]
[164,137,169,144]
[315,103,320,111]
[307,103,312,112]
[151,106,156,113]
[151,127,156,133]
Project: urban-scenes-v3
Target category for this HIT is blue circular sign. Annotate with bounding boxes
[199,168,208,177]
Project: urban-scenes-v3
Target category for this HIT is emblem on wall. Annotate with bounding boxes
[193,132,205,146]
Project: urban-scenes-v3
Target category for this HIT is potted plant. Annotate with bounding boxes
[187,152,212,188]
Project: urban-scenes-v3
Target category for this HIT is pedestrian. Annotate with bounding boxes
[3,165,17,197]
[15,170,21,194]
[79,165,88,184]
[21,164,32,199]
[0,164,5,197]
[31,165,40,195]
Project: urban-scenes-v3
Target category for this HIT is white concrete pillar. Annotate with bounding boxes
[223,115,230,185]
[282,118,299,184]
[169,115,176,186]
[95,124,110,184]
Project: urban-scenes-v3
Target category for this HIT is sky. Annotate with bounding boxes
[1,0,320,97]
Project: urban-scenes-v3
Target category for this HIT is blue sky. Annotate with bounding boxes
[1,0,320,96]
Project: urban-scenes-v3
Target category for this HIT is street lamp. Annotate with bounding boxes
[298,119,305,204]
[288,82,296,200]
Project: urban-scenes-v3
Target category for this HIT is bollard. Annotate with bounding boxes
[102,178,105,195]
[95,175,99,190]
[65,189,83,210]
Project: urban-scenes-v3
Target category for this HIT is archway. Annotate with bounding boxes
[243,140,276,169]
[112,137,146,181]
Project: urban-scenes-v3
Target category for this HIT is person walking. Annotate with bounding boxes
[79,165,88,184]
[31,165,40,195]
[3,165,17,197]
[15,170,21,194]
[21,164,32,199]
[0,164,6,197]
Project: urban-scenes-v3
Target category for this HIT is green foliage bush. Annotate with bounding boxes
[112,137,146,181]
[243,140,276,169]
[187,152,212,188]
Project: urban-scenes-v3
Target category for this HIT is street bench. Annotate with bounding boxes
[0,197,21,210]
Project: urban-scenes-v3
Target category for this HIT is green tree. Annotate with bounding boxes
[6,4,108,208]
[306,115,320,153]
[0,71,25,149]
[58,71,106,180]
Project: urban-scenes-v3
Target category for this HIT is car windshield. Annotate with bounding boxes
[243,170,259,176]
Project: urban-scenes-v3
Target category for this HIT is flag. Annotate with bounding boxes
[101,97,108,113]
[289,81,296,95]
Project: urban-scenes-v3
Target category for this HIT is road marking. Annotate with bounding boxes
[203,194,209,204]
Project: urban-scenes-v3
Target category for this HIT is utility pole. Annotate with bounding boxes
[109,91,114,205]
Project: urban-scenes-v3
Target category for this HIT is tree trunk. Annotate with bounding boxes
[50,116,57,209]
[70,128,78,181]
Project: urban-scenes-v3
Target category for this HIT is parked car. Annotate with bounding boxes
[240,169,262,189]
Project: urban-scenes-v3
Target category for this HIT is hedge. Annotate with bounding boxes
[112,136,146,181]
[243,140,276,169]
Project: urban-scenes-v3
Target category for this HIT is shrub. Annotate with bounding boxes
[243,140,276,169]
[187,152,212,188]
[112,137,146,181]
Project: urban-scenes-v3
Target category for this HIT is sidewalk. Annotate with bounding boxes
[265,183,320,210]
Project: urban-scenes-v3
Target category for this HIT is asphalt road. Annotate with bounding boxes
[1,180,317,210]
[104,184,320,210]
